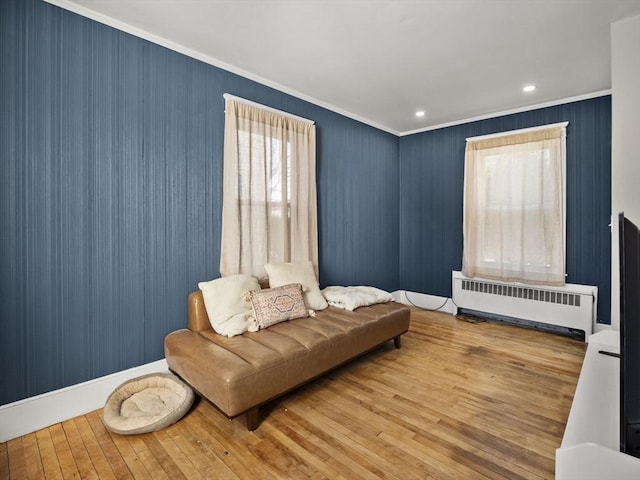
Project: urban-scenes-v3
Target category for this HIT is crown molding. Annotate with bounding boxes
[43,0,399,135]
[400,90,611,137]
[43,1,613,138]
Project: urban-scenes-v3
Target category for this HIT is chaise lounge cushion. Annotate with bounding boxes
[165,291,410,420]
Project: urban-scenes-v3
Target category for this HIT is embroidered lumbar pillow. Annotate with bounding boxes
[249,283,309,329]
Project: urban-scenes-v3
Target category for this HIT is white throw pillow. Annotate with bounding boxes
[264,261,328,311]
[198,274,261,337]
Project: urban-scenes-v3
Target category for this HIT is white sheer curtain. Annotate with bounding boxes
[220,98,318,279]
[462,123,567,285]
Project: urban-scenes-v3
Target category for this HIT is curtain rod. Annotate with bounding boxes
[466,121,568,142]
[223,93,315,125]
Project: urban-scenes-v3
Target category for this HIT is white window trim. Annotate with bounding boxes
[468,121,569,274]
[463,121,569,284]
[223,93,315,125]
[466,121,568,142]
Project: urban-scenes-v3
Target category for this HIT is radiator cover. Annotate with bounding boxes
[452,271,597,342]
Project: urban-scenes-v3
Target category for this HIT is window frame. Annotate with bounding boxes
[462,122,568,285]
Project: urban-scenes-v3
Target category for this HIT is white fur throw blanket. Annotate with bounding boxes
[321,286,393,311]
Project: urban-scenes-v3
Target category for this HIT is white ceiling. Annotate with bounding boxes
[49,0,640,135]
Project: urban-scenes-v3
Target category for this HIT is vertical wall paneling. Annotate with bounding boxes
[399,97,612,323]
[317,117,400,291]
[0,0,612,406]
[0,0,400,405]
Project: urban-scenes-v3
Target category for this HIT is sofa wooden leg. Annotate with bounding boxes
[245,407,259,431]
[393,335,402,349]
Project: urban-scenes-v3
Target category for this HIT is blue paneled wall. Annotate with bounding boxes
[1,0,611,406]
[399,97,612,323]
[0,0,399,405]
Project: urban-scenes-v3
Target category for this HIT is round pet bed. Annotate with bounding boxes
[103,372,194,435]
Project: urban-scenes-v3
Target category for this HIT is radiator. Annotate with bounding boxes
[451,271,597,342]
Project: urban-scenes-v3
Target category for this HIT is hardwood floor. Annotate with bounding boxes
[1,309,586,479]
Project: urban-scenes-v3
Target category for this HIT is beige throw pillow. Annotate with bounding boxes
[198,274,261,337]
[264,261,328,311]
[249,283,309,329]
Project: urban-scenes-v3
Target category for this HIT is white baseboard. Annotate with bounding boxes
[392,290,455,315]
[0,359,169,443]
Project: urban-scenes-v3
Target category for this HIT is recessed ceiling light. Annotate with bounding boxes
[415,110,426,117]
[523,85,536,93]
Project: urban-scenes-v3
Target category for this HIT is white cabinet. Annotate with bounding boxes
[556,330,640,479]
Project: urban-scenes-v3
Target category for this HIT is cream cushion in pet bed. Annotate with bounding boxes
[103,373,194,435]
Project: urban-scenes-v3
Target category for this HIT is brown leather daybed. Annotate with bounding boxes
[164,290,410,430]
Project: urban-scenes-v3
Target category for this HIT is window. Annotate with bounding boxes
[462,122,567,285]
[220,96,318,279]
